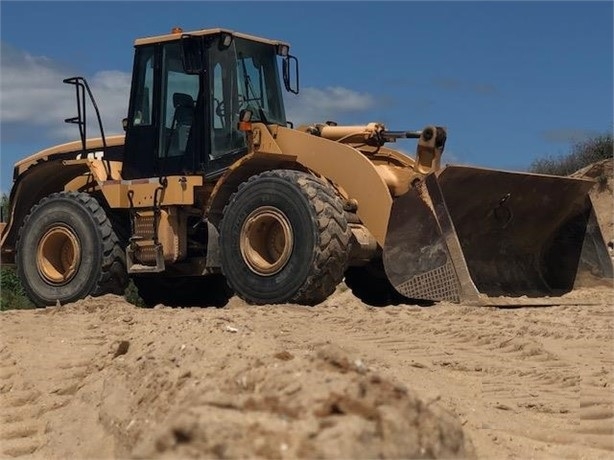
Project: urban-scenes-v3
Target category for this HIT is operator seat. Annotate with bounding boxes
[167,92,194,157]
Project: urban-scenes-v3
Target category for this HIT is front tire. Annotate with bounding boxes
[219,170,351,305]
[16,192,127,306]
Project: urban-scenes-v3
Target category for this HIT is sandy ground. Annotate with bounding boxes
[1,159,612,459]
[0,285,612,459]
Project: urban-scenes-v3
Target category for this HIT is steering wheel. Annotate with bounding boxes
[214,98,225,118]
[214,96,251,125]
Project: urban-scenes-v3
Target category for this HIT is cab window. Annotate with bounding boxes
[159,43,199,158]
[132,47,154,126]
[209,40,245,159]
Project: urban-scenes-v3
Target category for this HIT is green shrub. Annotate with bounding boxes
[529,133,613,176]
[124,279,146,307]
[0,267,34,311]
[0,266,146,310]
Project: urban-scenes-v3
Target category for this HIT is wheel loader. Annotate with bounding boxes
[1,27,612,307]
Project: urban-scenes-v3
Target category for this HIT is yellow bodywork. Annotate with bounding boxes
[250,124,393,245]
[14,135,125,177]
[208,122,443,247]
[0,120,437,265]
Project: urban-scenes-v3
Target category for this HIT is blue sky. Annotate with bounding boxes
[1,1,612,193]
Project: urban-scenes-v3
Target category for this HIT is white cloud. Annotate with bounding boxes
[284,86,375,126]
[0,43,130,141]
[1,43,377,142]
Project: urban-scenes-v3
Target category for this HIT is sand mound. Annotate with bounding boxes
[126,344,473,459]
[571,158,613,246]
[0,295,473,459]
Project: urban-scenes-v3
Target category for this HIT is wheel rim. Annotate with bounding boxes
[36,226,81,285]
[240,206,293,276]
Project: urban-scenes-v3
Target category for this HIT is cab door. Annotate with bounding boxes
[124,42,202,179]
[156,42,201,175]
[123,45,157,179]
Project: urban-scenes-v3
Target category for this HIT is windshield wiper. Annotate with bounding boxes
[238,55,268,124]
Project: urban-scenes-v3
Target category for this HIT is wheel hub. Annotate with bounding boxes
[36,226,81,285]
[240,206,293,276]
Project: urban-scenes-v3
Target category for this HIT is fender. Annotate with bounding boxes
[273,125,393,245]
[13,135,125,177]
[207,123,393,246]
[1,160,92,263]
[1,136,125,263]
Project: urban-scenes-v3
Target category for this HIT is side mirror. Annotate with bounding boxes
[180,35,205,74]
[283,55,299,95]
[122,118,128,132]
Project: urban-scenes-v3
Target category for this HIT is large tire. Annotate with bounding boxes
[219,170,351,305]
[132,274,232,308]
[15,192,127,307]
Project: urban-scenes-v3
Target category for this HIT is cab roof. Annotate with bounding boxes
[134,27,290,48]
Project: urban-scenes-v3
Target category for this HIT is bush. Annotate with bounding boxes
[0,267,34,311]
[124,279,146,307]
[529,133,613,176]
[0,265,147,310]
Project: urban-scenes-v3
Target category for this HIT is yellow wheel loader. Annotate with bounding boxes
[1,27,611,307]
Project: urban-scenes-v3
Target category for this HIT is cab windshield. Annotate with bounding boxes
[235,38,286,125]
[209,36,286,159]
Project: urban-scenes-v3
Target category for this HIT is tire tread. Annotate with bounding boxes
[221,170,351,305]
[16,191,127,305]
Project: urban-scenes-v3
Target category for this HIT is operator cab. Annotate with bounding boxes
[122,28,294,180]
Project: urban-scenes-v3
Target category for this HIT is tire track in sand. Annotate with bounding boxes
[0,303,131,458]
[0,341,48,457]
[324,293,614,457]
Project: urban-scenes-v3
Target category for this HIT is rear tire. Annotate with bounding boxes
[219,170,351,305]
[16,192,127,307]
[132,275,232,308]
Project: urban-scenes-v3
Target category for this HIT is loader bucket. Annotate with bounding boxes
[383,166,613,303]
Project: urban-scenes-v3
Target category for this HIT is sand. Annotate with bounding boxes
[0,286,612,459]
[0,160,612,459]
